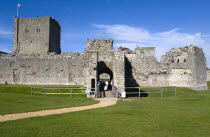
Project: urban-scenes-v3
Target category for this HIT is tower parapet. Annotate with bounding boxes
[85,38,113,53]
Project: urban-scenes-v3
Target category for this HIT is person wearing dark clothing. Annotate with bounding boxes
[99,82,106,98]
[108,83,112,90]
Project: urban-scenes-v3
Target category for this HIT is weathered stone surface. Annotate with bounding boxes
[207,70,210,81]
[0,54,85,85]
[124,45,207,90]
[85,39,125,96]
[12,16,61,55]
[0,16,207,95]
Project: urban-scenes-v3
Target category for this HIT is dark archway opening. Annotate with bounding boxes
[97,61,113,90]
[125,57,148,97]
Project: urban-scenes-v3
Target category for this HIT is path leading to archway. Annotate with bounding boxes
[0,98,117,122]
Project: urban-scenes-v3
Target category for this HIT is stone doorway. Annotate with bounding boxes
[96,61,114,98]
[97,61,113,89]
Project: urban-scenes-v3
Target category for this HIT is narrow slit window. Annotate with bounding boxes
[25,28,29,32]
[37,28,40,32]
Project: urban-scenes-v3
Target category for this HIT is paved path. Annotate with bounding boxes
[0,98,117,122]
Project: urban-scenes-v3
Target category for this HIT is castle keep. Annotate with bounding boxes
[0,16,207,98]
[13,16,61,55]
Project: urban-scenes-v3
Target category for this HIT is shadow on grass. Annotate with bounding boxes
[126,88,148,98]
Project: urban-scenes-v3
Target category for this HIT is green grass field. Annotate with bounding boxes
[0,82,210,137]
[0,85,98,115]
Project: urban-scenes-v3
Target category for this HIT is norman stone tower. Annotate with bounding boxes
[12,16,61,55]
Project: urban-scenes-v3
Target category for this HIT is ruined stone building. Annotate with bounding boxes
[207,70,210,81]
[0,16,207,98]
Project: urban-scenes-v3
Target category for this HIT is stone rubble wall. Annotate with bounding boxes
[192,47,207,90]
[162,46,207,90]
[168,69,193,87]
[135,56,169,87]
[135,46,155,58]
[113,52,125,96]
[12,17,61,55]
[207,70,210,81]
[126,47,169,87]
[125,54,138,87]
[125,45,207,90]
[85,39,114,81]
[85,38,114,71]
[161,46,195,88]
[84,52,98,92]
[2,15,208,96]
[85,38,113,52]
[0,53,85,85]
[1,40,207,91]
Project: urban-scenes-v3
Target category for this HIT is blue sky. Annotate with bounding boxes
[0,0,209,67]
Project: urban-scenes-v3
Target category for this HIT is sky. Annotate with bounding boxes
[0,0,209,68]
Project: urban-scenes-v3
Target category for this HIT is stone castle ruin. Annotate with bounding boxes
[207,70,210,81]
[0,16,207,98]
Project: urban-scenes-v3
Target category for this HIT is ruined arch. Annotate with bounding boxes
[97,61,113,83]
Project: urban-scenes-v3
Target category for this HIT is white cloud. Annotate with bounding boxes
[0,29,12,39]
[93,24,210,67]
[93,24,150,42]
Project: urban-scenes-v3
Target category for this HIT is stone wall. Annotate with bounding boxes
[84,52,98,92]
[1,39,207,91]
[207,70,210,81]
[12,16,60,55]
[1,15,208,93]
[125,47,169,87]
[161,46,195,88]
[125,45,207,90]
[85,38,114,84]
[162,46,207,90]
[2,15,210,100]
[85,39,113,52]
[125,54,138,87]
[0,53,85,85]
[192,46,207,90]
[85,39,126,96]
[85,38,114,69]
[135,46,155,58]
[113,52,125,97]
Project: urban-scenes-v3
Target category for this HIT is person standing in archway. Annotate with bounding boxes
[100,81,106,97]
[104,80,109,91]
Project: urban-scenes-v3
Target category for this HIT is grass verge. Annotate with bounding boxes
[0,85,98,115]
[0,83,210,137]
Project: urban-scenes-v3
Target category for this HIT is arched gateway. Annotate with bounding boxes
[84,39,126,98]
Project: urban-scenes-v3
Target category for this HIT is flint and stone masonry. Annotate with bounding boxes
[12,16,61,55]
[0,16,207,98]
[207,70,210,81]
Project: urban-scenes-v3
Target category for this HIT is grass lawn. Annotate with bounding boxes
[0,85,98,115]
[208,81,210,89]
[0,82,210,137]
